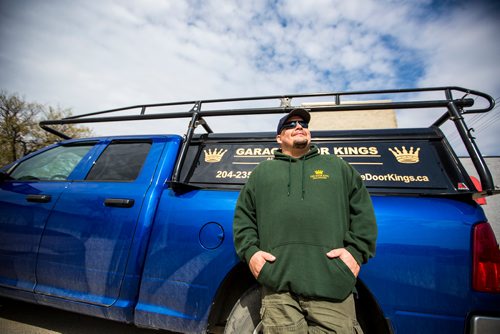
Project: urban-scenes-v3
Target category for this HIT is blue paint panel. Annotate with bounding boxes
[135,189,240,333]
[394,311,464,334]
[0,142,96,292]
[361,196,490,333]
[34,181,151,305]
[0,181,67,291]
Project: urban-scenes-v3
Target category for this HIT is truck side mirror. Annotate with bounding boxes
[0,171,13,182]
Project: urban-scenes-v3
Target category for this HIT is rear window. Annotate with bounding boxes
[86,141,151,181]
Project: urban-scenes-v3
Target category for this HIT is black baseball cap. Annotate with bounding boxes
[276,108,311,134]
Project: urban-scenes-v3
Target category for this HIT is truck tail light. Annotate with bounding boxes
[470,176,487,205]
[472,222,500,292]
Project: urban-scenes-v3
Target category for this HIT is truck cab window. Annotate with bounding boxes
[8,144,95,181]
[86,141,151,181]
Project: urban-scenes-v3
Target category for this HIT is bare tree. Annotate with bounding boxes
[0,91,92,167]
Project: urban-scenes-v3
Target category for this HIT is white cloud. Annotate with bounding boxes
[0,0,499,154]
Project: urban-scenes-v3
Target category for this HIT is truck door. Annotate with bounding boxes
[34,139,159,306]
[0,143,96,292]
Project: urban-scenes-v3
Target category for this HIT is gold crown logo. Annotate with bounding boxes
[310,169,329,180]
[204,148,228,163]
[388,146,420,164]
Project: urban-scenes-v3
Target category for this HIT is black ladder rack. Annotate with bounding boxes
[39,86,496,195]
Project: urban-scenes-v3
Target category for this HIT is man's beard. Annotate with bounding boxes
[293,138,309,149]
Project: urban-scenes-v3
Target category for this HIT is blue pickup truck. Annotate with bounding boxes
[0,87,499,334]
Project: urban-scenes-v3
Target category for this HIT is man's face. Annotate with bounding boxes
[276,116,311,151]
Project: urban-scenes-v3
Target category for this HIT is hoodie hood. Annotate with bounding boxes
[274,145,320,162]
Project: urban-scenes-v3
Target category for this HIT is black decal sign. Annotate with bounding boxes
[187,140,452,190]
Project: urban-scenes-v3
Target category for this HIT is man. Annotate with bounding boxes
[233,108,377,333]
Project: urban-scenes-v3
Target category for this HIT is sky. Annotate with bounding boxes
[0,0,499,155]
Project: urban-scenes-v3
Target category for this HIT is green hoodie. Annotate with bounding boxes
[233,145,377,301]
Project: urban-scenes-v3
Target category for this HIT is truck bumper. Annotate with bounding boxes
[470,316,500,334]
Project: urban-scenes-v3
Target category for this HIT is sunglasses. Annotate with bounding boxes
[281,120,309,130]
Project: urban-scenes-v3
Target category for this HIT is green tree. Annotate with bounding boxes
[0,91,93,167]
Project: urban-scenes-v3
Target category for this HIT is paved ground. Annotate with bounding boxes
[0,297,177,334]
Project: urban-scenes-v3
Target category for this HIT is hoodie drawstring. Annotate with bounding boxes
[301,155,306,200]
[277,146,319,199]
[287,156,291,196]
[286,155,306,199]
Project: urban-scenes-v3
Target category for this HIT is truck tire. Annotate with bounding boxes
[224,285,262,334]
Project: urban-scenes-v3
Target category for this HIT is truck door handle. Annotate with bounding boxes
[26,194,52,203]
[104,198,135,208]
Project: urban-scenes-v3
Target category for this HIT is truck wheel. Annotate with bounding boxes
[224,285,262,334]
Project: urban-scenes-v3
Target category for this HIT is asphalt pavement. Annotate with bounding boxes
[0,297,177,334]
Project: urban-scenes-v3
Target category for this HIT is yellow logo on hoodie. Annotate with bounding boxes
[310,169,330,180]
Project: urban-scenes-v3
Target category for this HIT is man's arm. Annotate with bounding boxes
[233,175,275,278]
[343,165,378,265]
